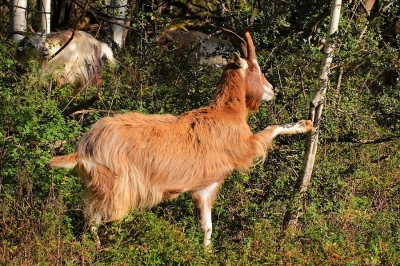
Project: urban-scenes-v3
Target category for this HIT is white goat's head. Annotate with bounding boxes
[16,33,50,65]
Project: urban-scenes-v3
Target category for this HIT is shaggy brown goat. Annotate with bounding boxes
[50,29,312,248]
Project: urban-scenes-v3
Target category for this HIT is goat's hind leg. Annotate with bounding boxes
[84,163,117,249]
[190,182,220,249]
[88,212,102,249]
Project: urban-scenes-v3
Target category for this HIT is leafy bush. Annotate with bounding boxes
[1,1,399,264]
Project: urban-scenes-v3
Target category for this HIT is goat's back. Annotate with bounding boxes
[51,31,115,88]
[77,111,256,193]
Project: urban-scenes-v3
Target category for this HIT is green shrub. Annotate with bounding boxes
[1,2,399,264]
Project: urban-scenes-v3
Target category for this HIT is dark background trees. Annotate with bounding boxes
[0,0,399,264]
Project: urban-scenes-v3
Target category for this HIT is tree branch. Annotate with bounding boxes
[70,0,135,30]
[282,0,342,231]
[62,94,101,116]
[324,136,400,144]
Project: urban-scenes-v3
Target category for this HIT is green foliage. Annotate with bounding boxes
[1,1,400,265]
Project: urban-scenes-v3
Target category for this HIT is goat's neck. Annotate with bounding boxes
[209,69,247,116]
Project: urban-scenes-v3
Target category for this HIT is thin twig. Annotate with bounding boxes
[324,136,400,144]
[70,109,119,116]
[70,0,134,30]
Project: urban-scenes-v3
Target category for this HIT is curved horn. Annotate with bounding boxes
[6,31,25,40]
[221,28,248,58]
[244,29,256,60]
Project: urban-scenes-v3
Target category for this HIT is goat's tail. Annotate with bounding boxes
[49,153,78,169]
[100,43,117,67]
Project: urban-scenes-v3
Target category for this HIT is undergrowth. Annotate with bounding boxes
[1,2,400,265]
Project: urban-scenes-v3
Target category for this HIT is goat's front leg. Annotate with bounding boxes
[252,120,312,155]
[191,182,220,248]
[268,120,312,137]
[259,120,312,141]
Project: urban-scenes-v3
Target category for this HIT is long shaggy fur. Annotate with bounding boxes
[16,30,116,92]
[50,62,271,223]
[49,30,311,247]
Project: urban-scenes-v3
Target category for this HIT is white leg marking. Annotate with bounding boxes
[266,120,312,137]
[195,182,219,247]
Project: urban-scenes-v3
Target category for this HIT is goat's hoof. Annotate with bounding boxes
[298,120,313,132]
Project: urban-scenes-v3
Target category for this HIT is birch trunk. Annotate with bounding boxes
[110,0,128,47]
[41,0,51,33]
[10,0,27,41]
[103,0,128,47]
[282,0,342,230]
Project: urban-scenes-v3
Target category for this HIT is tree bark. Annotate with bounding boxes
[282,0,342,230]
[108,0,128,47]
[40,0,51,33]
[10,0,27,41]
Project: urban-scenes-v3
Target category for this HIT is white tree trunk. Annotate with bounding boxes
[41,0,51,33]
[10,0,27,41]
[283,0,342,229]
[111,0,128,47]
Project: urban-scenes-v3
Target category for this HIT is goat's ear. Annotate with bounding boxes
[232,52,246,68]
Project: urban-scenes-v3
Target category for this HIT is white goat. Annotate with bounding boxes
[15,29,116,94]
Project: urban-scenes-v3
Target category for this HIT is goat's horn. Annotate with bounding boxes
[244,29,256,60]
[221,28,248,58]
[6,31,25,40]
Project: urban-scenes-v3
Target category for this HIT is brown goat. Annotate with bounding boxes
[50,29,312,248]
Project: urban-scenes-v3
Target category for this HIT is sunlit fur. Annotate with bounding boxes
[50,58,269,220]
[16,30,116,93]
[50,32,312,247]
